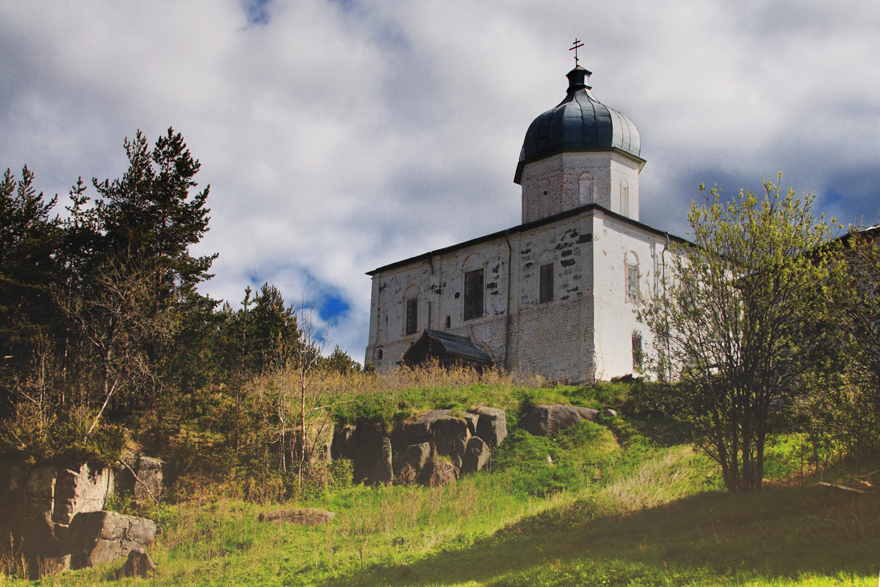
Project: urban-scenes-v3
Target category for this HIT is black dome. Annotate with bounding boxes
[518,67,641,169]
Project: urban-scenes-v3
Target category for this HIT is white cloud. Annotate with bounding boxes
[2,0,880,362]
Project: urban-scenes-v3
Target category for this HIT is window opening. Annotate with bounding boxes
[445,315,451,328]
[626,264,639,304]
[464,269,484,321]
[632,336,642,371]
[620,179,629,216]
[539,263,554,304]
[405,297,418,335]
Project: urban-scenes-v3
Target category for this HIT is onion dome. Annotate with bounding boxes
[515,67,641,182]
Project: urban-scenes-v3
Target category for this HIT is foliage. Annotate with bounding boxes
[805,225,880,456]
[639,177,841,493]
[0,167,62,412]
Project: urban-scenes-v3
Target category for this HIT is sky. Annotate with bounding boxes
[2,0,879,363]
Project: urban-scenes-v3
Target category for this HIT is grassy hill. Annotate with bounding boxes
[3,376,878,586]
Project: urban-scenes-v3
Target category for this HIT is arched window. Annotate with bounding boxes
[404,284,420,335]
[620,179,629,217]
[625,251,639,305]
[579,172,594,205]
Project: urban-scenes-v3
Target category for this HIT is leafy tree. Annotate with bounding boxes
[639,177,841,493]
[319,345,362,374]
[807,224,880,454]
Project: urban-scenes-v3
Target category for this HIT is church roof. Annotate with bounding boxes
[402,329,493,367]
[515,66,641,183]
[366,203,689,276]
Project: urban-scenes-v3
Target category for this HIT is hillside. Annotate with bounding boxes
[4,376,878,587]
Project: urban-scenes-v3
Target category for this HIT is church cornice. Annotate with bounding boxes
[366,203,688,276]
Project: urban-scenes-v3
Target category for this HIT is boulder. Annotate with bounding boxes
[405,442,432,480]
[472,407,507,448]
[460,437,491,475]
[604,408,618,418]
[117,548,155,578]
[12,463,114,562]
[331,424,356,460]
[258,508,335,525]
[64,511,156,570]
[430,414,470,466]
[133,457,163,504]
[462,412,479,436]
[333,422,393,486]
[400,410,446,445]
[524,404,599,437]
[429,460,458,487]
[399,410,472,469]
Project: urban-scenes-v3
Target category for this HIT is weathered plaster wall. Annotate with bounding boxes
[520,151,642,224]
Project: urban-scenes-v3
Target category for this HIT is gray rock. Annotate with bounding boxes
[429,413,471,465]
[524,404,599,436]
[64,511,156,570]
[117,548,155,578]
[473,407,507,448]
[429,460,458,487]
[334,422,393,486]
[604,408,618,418]
[462,412,479,436]
[399,410,472,468]
[461,437,491,475]
[53,463,114,525]
[12,463,114,562]
[405,443,432,473]
[331,424,356,460]
[400,410,447,445]
[133,457,163,504]
[258,508,335,525]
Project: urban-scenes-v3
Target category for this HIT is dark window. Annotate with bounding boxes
[626,264,639,304]
[377,349,384,360]
[405,297,418,335]
[464,269,484,321]
[539,263,554,304]
[445,315,451,328]
[632,335,642,371]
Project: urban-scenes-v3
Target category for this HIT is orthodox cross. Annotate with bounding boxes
[570,38,584,66]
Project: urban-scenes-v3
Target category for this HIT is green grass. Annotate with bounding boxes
[7,382,880,586]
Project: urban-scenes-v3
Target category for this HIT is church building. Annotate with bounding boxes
[365,60,684,382]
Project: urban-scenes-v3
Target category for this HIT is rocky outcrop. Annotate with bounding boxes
[328,406,510,488]
[132,457,164,503]
[524,404,599,437]
[461,437,491,475]
[332,422,393,486]
[258,508,335,525]
[473,407,507,448]
[0,463,116,562]
[64,511,156,571]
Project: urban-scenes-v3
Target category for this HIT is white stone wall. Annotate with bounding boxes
[365,207,670,382]
[519,151,643,224]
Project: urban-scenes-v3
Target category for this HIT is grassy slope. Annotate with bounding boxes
[9,382,880,587]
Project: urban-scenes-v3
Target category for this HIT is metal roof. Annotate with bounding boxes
[402,329,493,366]
[366,203,689,276]
[515,66,641,183]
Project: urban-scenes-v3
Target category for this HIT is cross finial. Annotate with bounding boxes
[570,38,584,66]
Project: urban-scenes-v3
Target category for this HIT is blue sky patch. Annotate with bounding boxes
[242,0,271,26]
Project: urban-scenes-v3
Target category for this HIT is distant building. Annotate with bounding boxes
[365,64,683,382]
